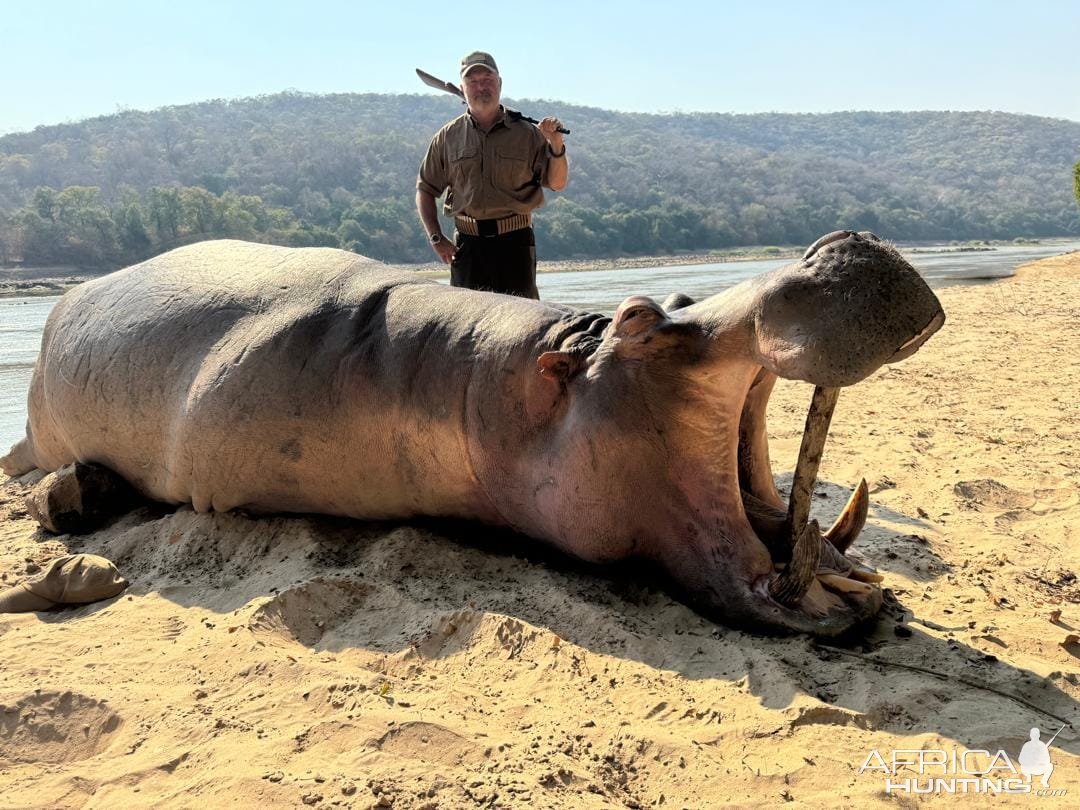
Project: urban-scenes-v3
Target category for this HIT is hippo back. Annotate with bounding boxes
[19,240,561,519]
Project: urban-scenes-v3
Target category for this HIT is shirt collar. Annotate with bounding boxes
[467,105,509,131]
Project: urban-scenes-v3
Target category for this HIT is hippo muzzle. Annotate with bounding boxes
[748,230,946,386]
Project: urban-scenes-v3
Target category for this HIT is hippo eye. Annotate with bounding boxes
[624,305,657,322]
[613,299,666,338]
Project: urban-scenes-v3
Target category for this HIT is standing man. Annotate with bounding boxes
[416,51,568,299]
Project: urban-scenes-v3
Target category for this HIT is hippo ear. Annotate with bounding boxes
[613,296,667,337]
[537,351,585,383]
[528,351,586,424]
[662,292,696,312]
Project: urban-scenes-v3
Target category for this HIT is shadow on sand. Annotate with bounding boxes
[25,480,1080,759]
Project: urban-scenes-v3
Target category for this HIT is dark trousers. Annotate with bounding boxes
[450,228,539,299]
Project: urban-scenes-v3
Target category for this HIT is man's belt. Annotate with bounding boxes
[454,213,532,238]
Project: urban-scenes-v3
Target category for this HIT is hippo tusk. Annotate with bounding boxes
[784,385,840,546]
[767,385,839,606]
[770,519,823,605]
[823,478,869,553]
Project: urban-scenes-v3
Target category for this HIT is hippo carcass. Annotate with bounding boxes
[1,233,944,636]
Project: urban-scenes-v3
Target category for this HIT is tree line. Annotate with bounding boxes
[1,92,1079,269]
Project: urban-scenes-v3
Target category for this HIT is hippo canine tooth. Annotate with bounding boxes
[770,519,823,605]
[823,478,869,553]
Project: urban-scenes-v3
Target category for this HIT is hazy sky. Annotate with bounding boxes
[2,0,1078,134]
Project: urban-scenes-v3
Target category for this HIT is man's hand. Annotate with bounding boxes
[417,190,457,264]
[538,117,565,152]
[431,236,457,264]
[538,116,569,191]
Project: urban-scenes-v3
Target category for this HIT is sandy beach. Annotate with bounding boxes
[2,250,1080,808]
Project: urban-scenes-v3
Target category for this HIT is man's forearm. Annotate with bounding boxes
[416,190,443,238]
[546,150,568,192]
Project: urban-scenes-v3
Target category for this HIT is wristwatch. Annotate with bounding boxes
[429,232,444,245]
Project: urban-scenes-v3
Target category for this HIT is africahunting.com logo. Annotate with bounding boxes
[860,725,1067,796]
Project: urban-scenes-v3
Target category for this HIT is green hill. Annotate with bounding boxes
[1,92,1077,267]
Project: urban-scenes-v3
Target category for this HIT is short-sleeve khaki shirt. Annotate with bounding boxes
[417,108,552,220]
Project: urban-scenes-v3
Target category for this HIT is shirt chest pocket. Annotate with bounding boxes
[449,145,480,192]
[495,148,537,193]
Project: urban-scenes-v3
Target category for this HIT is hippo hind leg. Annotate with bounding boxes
[26,462,139,534]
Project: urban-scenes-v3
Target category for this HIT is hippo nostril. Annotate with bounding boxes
[802,230,855,261]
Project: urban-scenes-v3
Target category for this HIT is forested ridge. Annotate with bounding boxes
[1,91,1078,268]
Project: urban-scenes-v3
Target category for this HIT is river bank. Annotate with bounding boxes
[414,238,1072,277]
[4,238,1076,295]
[4,249,804,295]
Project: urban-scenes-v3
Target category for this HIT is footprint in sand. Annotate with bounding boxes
[1031,486,1080,514]
[788,704,868,730]
[247,577,373,645]
[494,616,536,660]
[0,691,122,765]
[953,479,1034,512]
[954,479,1079,529]
[372,720,484,767]
[157,615,186,642]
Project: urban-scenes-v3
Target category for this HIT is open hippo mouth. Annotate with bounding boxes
[653,229,947,635]
[739,375,886,628]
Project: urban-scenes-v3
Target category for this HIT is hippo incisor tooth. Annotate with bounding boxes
[847,566,884,584]
[818,573,877,596]
[823,478,869,553]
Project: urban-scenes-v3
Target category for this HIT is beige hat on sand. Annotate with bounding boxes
[0,554,128,613]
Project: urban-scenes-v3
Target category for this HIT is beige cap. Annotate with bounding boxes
[0,554,127,613]
[460,51,499,78]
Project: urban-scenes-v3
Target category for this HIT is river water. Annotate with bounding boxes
[2,240,1078,454]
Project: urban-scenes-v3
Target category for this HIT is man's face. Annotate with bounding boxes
[461,67,501,113]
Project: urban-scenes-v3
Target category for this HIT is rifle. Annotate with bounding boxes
[415,69,570,135]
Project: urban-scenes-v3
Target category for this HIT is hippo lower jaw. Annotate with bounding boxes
[721,379,887,637]
[737,573,884,638]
